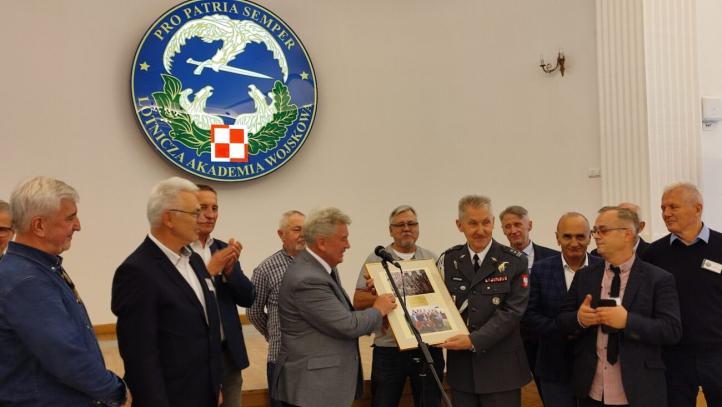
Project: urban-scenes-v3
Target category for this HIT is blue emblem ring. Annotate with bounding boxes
[131,0,317,182]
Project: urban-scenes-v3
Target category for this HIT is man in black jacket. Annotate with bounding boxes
[558,206,681,407]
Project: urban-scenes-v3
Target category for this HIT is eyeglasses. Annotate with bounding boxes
[590,226,629,236]
[0,226,13,235]
[390,221,419,229]
[168,209,201,219]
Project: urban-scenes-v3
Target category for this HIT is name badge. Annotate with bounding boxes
[205,277,216,292]
[702,259,722,274]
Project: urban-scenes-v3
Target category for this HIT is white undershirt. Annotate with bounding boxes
[392,249,415,261]
[561,253,589,290]
[149,233,208,321]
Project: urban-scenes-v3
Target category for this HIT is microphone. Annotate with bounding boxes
[375,246,402,268]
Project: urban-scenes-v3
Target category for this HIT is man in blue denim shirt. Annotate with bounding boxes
[0,176,129,406]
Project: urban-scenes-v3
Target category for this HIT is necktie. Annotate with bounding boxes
[473,254,480,272]
[609,265,621,297]
[58,266,83,304]
[331,267,341,285]
[607,265,621,364]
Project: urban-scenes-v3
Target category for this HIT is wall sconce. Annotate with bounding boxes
[539,51,566,77]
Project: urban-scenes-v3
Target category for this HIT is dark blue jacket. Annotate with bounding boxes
[209,238,255,370]
[112,237,222,407]
[0,242,126,406]
[524,254,603,382]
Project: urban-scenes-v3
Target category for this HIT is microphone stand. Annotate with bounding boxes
[379,259,453,407]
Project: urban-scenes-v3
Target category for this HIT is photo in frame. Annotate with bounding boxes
[365,259,469,350]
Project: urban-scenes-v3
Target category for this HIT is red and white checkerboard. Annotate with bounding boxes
[210,124,248,162]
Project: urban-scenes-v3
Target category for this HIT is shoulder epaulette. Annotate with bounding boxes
[441,244,465,256]
[501,245,524,258]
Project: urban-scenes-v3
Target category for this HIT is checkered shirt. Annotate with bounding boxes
[248,249,293,362]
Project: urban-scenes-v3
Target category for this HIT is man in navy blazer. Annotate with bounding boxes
[591,202,649,257]
[500,204,559,399]
[525,212,602,407]
[112,178,223,407]
[191,184,255,407]
[557,206,681,407]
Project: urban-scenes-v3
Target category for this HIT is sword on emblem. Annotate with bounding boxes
[186,58,273,79]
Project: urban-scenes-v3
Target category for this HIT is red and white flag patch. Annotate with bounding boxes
[211,124,248,163]
[522,273,529,288]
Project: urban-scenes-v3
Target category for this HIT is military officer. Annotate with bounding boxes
[438,195,531,407]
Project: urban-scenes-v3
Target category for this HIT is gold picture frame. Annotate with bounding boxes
[365,259,469,350]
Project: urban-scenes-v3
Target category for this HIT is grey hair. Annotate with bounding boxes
[499,205,528,220]
[458,195,492,219]
[389,205,417,223]
[664,182,703,206]
[147,177,199,227]
[0,200,9,214]
[598,206,640,234]
[618,202,642,221]
[278,210,305,230]
[304,207,351,245]
[9,176,79,233]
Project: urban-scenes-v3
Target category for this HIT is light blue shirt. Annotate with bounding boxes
[670,223,710,245]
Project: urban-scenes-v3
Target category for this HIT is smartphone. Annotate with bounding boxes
[596,298,619,333]
[597,298,617,308]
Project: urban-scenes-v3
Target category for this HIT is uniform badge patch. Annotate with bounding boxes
[131,0,317,181]
[522,274,529,288]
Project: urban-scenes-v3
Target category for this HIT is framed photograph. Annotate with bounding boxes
[365,259,469,350]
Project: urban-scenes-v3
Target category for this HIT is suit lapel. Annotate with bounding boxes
[146,238,209,325]
[589,262,606,302]
[621,259,644,309]
[551,256,568,297]
[301,250,353,309]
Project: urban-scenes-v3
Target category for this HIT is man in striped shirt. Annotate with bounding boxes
[248,210,306,407]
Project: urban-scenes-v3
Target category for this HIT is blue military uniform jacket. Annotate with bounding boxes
[439,240,531,394]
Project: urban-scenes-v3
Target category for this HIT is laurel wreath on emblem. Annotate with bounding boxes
[151,74,298,155]
[498,261,509,273]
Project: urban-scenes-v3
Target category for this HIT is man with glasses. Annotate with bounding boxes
[112,177,223,407]
[190,184,255,407]
[642,183,722,406]
[591,202,649,257]
[0,200,13,258]
[353,205,444,407]
[557,206,681,407]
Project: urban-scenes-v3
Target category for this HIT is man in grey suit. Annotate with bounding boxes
[273,207,397,407]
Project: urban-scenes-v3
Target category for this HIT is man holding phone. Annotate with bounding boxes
[557,206,682,407]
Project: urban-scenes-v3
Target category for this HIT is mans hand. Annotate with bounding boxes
[372,293,397,316]
[578,294,600,327]
[363,270,377,295]
[222,238,242,275]
[206,242,241,276]
[597,304,628,329]
[439,334,473,350]
[121,390,132,407]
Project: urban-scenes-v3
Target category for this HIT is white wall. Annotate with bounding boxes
[1,0,601,324]
[697,0,722,230]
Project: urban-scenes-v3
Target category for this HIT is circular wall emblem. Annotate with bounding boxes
[131,0,317,181]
